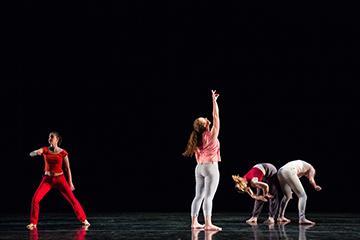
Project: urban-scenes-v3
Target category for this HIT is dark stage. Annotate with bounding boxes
[1,213,359,239]
[3,1,360,240]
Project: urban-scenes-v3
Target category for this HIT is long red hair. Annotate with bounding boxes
[182,118,207,157]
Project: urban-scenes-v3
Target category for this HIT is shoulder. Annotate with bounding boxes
[203,130,214,141]
[60,148,68,157]
[42,146,49,153]
[203,130,211,137]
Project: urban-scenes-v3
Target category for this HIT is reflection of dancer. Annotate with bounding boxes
[26,132,90,230]
[277,222,313,240]
[277,222,289,240]
[28,228,38,240]
[183,90,222,231]
[267,223,280,240]
[28,226,88,240]
[298,224,314,240]
[191,228,220,240]
[232,163,280,224]
[277,160,322,224]
[248,223,280,240]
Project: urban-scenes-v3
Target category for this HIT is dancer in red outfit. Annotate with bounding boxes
[26,131,90,230]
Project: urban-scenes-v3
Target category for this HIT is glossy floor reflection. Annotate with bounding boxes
[0,213,359,239]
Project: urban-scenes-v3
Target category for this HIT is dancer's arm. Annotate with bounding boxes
[307,166,322,191]
[210,90,220,140]
[29,148,43,157]
[251,180,272,197]
[245,187,268,202]
[63,156,75,191]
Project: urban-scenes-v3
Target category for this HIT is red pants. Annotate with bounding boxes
[29,227,87,240]
[30,175,87,224]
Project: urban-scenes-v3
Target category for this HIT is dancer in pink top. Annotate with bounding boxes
[183,90,222,231]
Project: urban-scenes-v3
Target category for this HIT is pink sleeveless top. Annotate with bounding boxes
[195,131,221,164]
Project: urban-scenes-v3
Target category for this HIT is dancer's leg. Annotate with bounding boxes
[286,175,314,224]
[56,176,88,224]
[191,164,205,229]
[266,176,280,223]
[28,177,52,228]
[202,163,221,231]
[277,170,292,223]
[247,188,264,224]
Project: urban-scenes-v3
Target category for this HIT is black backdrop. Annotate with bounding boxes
[2,1,359,215]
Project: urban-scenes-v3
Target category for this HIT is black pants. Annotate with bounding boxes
[251,174,281,218]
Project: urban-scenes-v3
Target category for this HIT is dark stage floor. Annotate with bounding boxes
[0,212,359,239]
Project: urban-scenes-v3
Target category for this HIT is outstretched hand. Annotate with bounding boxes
[256,195,268,202]
[314,185,322,191]
[265,193,274,199]
[211,90,219,101]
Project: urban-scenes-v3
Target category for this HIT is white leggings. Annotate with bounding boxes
[191,162,220,217]
[277,167,307,221]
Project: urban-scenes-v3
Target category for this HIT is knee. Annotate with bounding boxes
[284,192,292,201]
[298,192,307,201]
[194,193,205,201]
[204,194,215,203]
[32,196,40,205]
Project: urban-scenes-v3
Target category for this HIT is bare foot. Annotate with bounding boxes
[278,221,290,226]
[277,217,291,223]
[204,224,222,231]
[263,217,275,224]
[26,223,37,230]
[191,223,205,229]
[246,216,258,224]
[299,218,315,225]
[82,219,91,226]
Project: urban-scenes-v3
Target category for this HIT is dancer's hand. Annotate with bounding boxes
[265,193,274,199]
[314,185,322,191]
[70,182,75,191]
[255,195,268,202]
[211,90,219,101]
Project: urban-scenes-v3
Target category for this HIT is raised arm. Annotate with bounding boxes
[63,155,75,191]
[29,148,43,157]
[210,90,220,139]
[307,166,322,191]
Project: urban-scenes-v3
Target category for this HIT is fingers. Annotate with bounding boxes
[211,90,219,95]
[266,194,274,199]
[257,196,268,202]
[211,90,220,99]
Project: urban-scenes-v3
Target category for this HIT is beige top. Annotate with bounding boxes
[281,160,314,178]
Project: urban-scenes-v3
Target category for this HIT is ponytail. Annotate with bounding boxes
[183,130,203,157]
